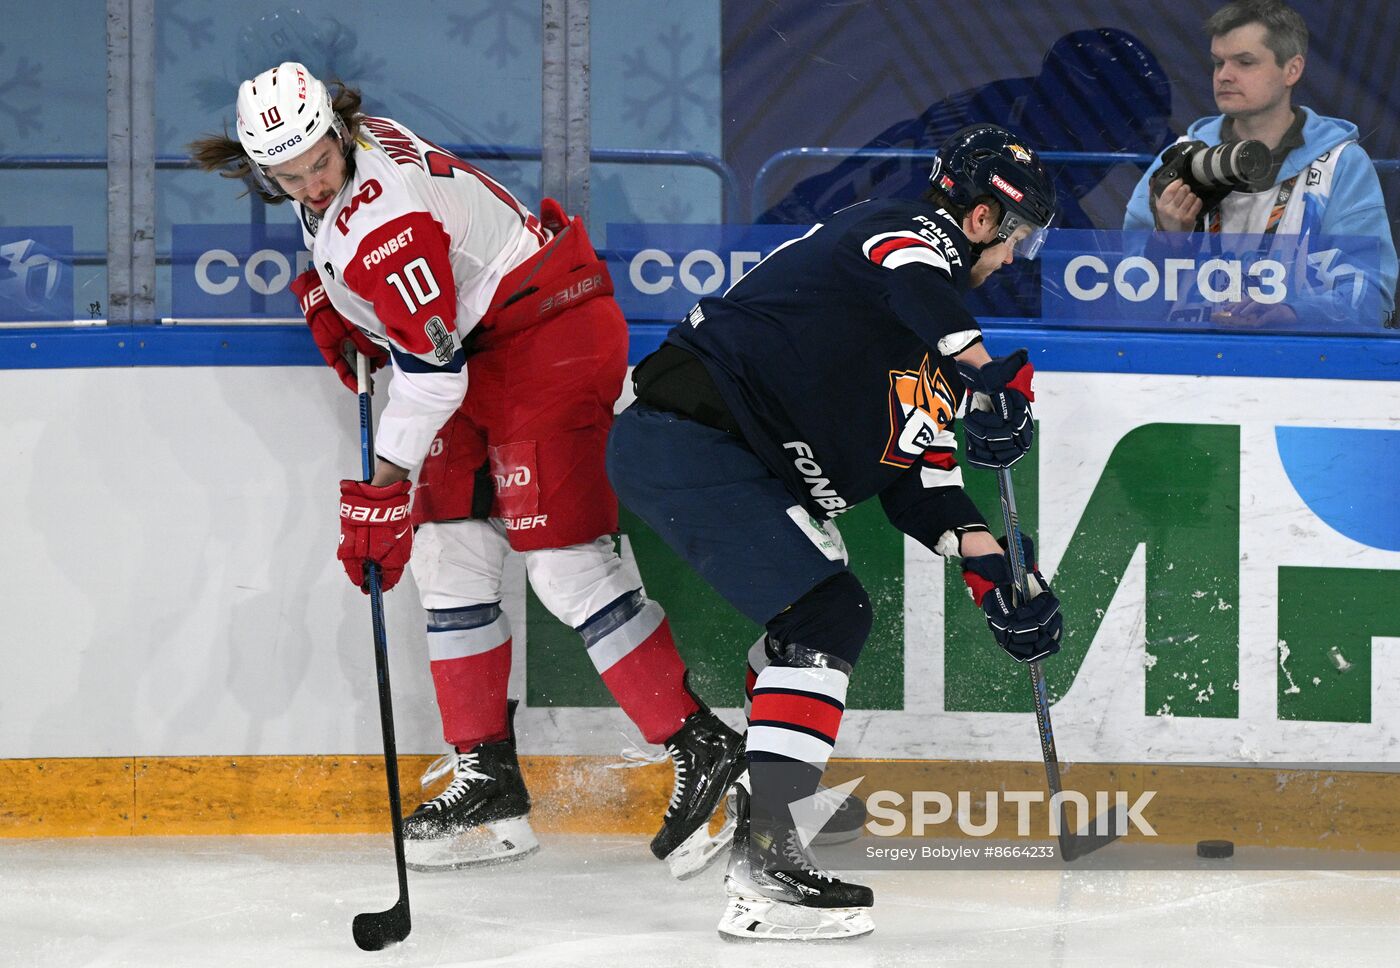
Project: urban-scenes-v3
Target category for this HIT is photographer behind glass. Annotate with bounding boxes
[1124,0,1397,328]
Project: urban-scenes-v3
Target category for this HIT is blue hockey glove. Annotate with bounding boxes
[961,534,1062,663]
[956,349,1035,468]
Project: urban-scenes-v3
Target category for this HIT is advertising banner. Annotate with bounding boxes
[171,223,311,321]
[604,222,811,324]
[1042,229,1394,332]
[0,227,73,324]
[523,372,1400,765]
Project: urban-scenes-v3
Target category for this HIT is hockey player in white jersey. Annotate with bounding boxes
[190,62,743,878]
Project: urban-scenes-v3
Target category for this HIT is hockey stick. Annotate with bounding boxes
[350,351,412,950]
[995,466,1120,862]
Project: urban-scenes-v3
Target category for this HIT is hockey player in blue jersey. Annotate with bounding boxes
[607,124,1065,940]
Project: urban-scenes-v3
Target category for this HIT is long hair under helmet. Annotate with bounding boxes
[928,123,1058,260]
[235,61,349,196]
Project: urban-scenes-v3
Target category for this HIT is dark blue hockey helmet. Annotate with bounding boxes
[928,123,1058,259]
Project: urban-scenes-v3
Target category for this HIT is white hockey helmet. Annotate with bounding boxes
[235,62,346,191]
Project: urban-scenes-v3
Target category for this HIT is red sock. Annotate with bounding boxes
[427,606,513,748]
[585,597,698,744]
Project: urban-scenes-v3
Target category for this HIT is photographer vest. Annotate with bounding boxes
[1206,141,1352,237]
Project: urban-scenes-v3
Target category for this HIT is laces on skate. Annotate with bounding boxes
[419,751,493,812]
[781,831,833,882]
[665,748,689,816]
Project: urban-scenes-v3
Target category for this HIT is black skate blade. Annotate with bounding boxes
[352,897,411,950]
[1061,807,1124,863]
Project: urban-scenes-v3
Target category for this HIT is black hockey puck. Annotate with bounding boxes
[1196,839,1234,859]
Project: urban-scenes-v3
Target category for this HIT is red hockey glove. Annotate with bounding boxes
[338,480,413,592]
[290,270,388,392]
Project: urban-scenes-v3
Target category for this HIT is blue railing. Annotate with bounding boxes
[0,142,742,229]
[751,147,1400,221]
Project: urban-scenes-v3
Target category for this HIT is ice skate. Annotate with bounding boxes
[404,701,538,871]
[650,706,746,879]
[718,778,874,941]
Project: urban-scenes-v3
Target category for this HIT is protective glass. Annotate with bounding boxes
[998,209,1054,261]
[245,116,350,197]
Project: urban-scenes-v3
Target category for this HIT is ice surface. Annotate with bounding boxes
[2,834,1398,967]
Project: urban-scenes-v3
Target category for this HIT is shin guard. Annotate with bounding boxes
[427,603,513,749]
[578,591,699,744]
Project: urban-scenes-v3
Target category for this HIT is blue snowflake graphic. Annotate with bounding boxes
[157,120,217,219]
[478,110,524,147]
[447,1,540,70]
[394,91,533,201]
[156,0,215,66]
[165,179,218,221]
[620,24,717,144]
[0,45,42,147]
[657,194,695,223]
[189,11,389,115]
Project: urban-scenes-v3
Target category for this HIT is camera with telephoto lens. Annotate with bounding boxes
[1149,139,1271,212]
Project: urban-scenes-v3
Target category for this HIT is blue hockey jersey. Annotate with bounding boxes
[666,198,991,553]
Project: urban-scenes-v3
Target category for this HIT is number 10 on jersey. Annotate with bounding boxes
[386,257,441,313]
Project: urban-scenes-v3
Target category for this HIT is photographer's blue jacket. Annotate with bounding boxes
[1124,107,1397,326]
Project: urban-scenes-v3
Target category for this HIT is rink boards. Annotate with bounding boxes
[1,326,1397,839]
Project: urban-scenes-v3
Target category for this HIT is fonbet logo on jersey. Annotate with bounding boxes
[782,440,850,515]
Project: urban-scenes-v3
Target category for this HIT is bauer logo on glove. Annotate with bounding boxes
[338,479,414,591]
[340,500,411,523]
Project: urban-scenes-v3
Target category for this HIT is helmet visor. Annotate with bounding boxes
[244,116,350,198]
[998,209,1054,261]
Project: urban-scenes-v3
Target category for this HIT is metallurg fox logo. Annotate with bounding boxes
[881,354,957,467]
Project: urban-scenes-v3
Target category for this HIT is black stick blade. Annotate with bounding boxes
[352,897,411,951]
[1062,808,1125,863]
